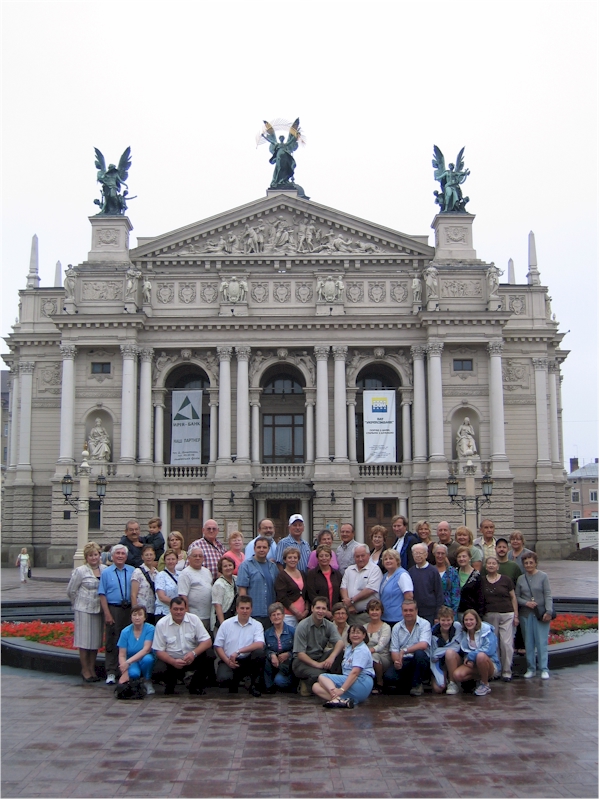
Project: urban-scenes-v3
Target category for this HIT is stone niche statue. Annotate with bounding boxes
[317,275,344,303]
[432,145,470,213]
[93,147,133,216]
[125,265,142,303]
[423,266,439,300]
[412,276,422,304]
[88,417,111,461]
[64,265,77,300]
[486,265,504,299]
[142,276,152,305]
[456,416,477,458]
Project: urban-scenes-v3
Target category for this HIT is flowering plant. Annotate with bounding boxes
[548,614,598,644]
[1,620,104,652]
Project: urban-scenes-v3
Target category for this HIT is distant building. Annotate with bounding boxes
[568,458,599,519]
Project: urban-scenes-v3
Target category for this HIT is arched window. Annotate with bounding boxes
[356,367,401,463]
[164,366,211,464]
[261,371,305,463]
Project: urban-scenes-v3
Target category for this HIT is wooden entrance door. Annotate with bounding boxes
[170,500,204,548]
[364,498,397,548]
[266,499,300,543]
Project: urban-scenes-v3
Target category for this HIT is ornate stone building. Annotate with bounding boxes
[2,188,570,565]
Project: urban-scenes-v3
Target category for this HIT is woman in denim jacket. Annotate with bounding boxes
[450,608,501,696]
[264,602,295,691]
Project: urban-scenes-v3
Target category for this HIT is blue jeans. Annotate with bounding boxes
[521,613,550,672]
[264,656,293,689]
[128,653,155,681]
[384,650,430,690]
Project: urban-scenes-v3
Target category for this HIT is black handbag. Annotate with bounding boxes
[524,574,556,620]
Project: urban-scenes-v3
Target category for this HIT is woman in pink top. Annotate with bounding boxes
[223,531,245,576]
[307,529,340,570]
[274,547,308,629]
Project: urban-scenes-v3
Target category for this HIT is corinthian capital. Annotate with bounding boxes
[19,361,35,375]
[217,346,233,362]
[532,357,549,371]
[314,345,330,361]
[426,342,444,357]
[235,346,251,361]
[410,345,427,361]
[487,339,504,357]
[332,346,348,361]
[120,343,138,359]
[139,347,154,363]
[59,343,77,360]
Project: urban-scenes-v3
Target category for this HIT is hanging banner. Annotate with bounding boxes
[363,390,396,463]
[171,390,202,464]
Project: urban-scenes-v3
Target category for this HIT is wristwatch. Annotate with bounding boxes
[402,647,409,655]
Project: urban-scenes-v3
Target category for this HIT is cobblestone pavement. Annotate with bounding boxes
[1,663,598,799]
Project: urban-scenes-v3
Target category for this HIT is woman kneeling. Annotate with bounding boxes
[117,606,156,697]
[451,609,500,696]
[312,624,374,708]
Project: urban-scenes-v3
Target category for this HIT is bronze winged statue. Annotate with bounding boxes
[93,146,133,215]
[259,119,309,199]
[432,145,470,213]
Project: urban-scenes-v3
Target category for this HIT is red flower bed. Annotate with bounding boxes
[550,614,598,635]
[1,621,105,652]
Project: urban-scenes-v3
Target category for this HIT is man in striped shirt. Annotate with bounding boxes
[188,519,226,581]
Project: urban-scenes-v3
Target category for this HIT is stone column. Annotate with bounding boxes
[400,388,413,464]
[558,373,565,467]
[8,368,19,469]
[399,498,408,518]
[208,389,219,465]
[256,499,266,523]
[487,339,509,471]
[346,388,358,464]
[203,499,212,522]
[354,498,365,544]
[17,361,35,470]
[548,361,560,466]
[153,390,165,464]
[250,388,261,465]
[314,346,330,462]
[217,346,233,463]
[304,389,316,464]
[301,498,311,543]
[410,346,427,462]
[235,346,251,464]
[426,342,445,462]
[138,348,154,463]
[120,343,138,463]
[333,346,348,462]
[159,499,168,532]
[58,344,77,464]
[533,357,551,465]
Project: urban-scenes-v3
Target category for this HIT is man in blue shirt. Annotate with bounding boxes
[237,537,279,629]
[98,544,135,685]
[275,514,311,572]
[245,518,277,561]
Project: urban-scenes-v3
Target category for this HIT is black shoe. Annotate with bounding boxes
[228,684,239,694]
[164,686,175,695]
[189,687,207,695]
[248,686,262,697]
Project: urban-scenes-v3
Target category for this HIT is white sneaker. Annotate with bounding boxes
[540,669,550,680]
[144,680,155,695]
[445,681,460,695]
[523,669,535,679]
[105,673,116,685]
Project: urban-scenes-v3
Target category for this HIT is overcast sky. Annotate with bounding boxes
[2,0,598,469]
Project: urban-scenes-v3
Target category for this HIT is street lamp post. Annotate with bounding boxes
[446,459,493,530]
[61,445,107,568]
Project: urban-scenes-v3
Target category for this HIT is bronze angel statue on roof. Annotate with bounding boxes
[93,146,133,215]
[432,145,470,213]
[257,118,309,199]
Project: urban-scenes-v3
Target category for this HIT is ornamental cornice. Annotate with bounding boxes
[314,345,330,361]
[532,357,549,371]
[217,346,233,362]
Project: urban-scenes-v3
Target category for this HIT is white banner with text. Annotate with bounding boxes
[171,390,202,464]
[363,390,396,463]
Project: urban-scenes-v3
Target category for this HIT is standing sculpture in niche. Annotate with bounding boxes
[89,418,111,461]
[486,265,504,299]
[456,417,477,458]
[142,276,152,304]
[432,146,470,213]
[423,266,439,300]
[93,147,134,215]
[259,118,310,199]
[412,276,422,304]
[125,265,142,302]
[64,265,77,300]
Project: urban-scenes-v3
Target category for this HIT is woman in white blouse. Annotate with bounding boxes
[66,541,106,682]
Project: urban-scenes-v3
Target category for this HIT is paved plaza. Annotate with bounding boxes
[1,561,598,798]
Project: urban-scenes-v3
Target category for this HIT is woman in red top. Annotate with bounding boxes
[223,531,245,576]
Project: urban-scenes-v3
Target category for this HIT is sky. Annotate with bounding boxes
[1,0,598,469]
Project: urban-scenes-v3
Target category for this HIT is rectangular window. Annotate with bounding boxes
[572,511,581,519]
[590,491,598,503]
[571,490,580,503]
[3,424,7,437]
[263,413,304,463]
[591,512,599,519]
[453,359,473,371]
[91,362,111,374]
[3,446,7,462]
[89,500,101,531]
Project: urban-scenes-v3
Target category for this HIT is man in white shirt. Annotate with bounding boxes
[340,544,382,625]
[336,523,360,576]
[152,596,212,695]
[245,518,278,561]
[178,547,213,630]
[214,596,266,696]
[387,599,432,696]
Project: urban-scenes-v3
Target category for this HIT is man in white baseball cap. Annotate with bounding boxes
[275,514,311,572]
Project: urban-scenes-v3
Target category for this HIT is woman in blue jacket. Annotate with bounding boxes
[264,602,295,691]
[450,608,500,696]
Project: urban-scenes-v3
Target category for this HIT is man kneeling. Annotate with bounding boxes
[152,596,212,695]
[214,596,266,696]
[292,596,345,696]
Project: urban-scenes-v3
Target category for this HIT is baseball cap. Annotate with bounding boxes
[289,514,304,525]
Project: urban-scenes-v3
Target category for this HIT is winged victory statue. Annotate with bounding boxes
[258,118,309,199]
[432,145,470,213]
[93,146,133,215]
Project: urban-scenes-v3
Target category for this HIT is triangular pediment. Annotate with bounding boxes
[130,192,434,261]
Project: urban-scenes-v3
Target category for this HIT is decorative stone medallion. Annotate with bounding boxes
[273,282,291,303]
[390,282,408,303]
[41,299,58,317]
[251,283,269,303]
[156,283,175,304]
[295,282,313,303]
[508,295,526,315]
[200,282,219,303]
[178,283,196,304]
[368,282,386,303]
[346,282,364,303]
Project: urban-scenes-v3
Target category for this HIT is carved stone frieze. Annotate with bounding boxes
[508,295,526,315]
[290,351,315,385]
[178,282,196,304]
[81,281,123,301]
[96,227,119,246]
[444,386,488,396]
[441,280,482,298]
[295,282,313,304]
[444,226,468,244]
[390,282,409,303]
[385,351,413,385]
[41,299,58,317]
[32,398,61,407]
[273,282,291,303]
[40,363,61,388]
[251,282,269,303]
[249,350,273,383]
[156,283,175,304]
[200,282,219,304]
[346,282,364,303]
[153,352,176,382]
[368,282,386,303]
[78,388,122,398]
[504,395,536,405]
[502,359,529,391]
